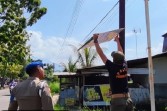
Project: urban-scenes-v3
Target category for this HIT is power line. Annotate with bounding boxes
[67,0,84,38]
[96,5,119,32]
[65,0,84,38]
[57,0,137,63]
[80,0,137,42]
[81,0,119,43]
[57,0,84,63]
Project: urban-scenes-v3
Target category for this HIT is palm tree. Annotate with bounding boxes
[60,45,100,72]
[78,47,98,68]
[69,44,98,68]
[61,56,78,72]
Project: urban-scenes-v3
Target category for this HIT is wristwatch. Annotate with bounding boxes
[94,39,98,43]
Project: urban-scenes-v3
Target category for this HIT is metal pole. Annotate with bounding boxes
[119,0,125,54]
[144,0,156,111]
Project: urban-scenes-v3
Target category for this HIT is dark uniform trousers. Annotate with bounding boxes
[110,97,134,111]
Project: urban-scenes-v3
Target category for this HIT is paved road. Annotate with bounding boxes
[0,88,10,110]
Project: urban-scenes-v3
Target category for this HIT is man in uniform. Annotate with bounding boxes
[8,61,54,110]
[93,34,134,111]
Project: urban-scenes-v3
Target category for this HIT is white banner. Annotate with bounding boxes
[78,28,124,50]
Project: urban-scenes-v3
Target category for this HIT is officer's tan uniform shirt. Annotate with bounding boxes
[8,77,54,110]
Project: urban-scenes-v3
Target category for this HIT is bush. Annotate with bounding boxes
[156,103,167,111]
[54,104,65,110]
[49,82,60,94]
[51,76,59,82]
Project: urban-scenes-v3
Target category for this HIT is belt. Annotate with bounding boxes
[111,93,130,99]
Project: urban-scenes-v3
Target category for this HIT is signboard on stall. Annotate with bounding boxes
[83,84,150,106]
[65,98,75,106]
[83,84,111,106]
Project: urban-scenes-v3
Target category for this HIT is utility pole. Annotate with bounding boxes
[144,0,156,111]
[119,0,125,54]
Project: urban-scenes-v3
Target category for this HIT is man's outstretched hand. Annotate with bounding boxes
[93,34,99,41]
[114,35,120,42]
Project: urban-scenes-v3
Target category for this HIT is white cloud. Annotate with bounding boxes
[125,42,163,60]
[27,31,80,65]
[152,43,163,55]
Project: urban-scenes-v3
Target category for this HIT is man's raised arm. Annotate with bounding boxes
[93,34,107,64]
[114,35,123,53]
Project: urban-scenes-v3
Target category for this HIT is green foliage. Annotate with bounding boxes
[83,48,97,67]
[45,76,59,83]
[44,63,54,79]
[50,76,59,82]
[73,45,98,68]
[0,0,47,78]
[54,104,65,110]
[28,7,47,26]
[44,63,57,86]
[155,103,167,111]
[7,63,23,78]
[60,45,98,73]
[61,56,78,72]
[49,82,60,94]
[0,62,23,78]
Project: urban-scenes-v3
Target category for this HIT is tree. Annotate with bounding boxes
[44,63,55,80]
[65,44,99,69]
[78,47,98,68]
[61,56,78,73]
[6,63,23,79]
[0,0,47,78]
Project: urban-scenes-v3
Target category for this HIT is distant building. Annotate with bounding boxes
[162,33,167,52]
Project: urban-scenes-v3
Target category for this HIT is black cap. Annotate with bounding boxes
[111,51,125,63]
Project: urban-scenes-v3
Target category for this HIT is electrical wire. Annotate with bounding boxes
[93,5,119,33]
[57,0,137,63]
[80,0,137,44]
[57,0,84,63]
[80,0,119,43]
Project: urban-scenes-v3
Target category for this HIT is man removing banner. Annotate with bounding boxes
[93,34,134,111]
[78,28,124,50]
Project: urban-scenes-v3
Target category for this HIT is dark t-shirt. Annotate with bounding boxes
[105,59,128,94]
